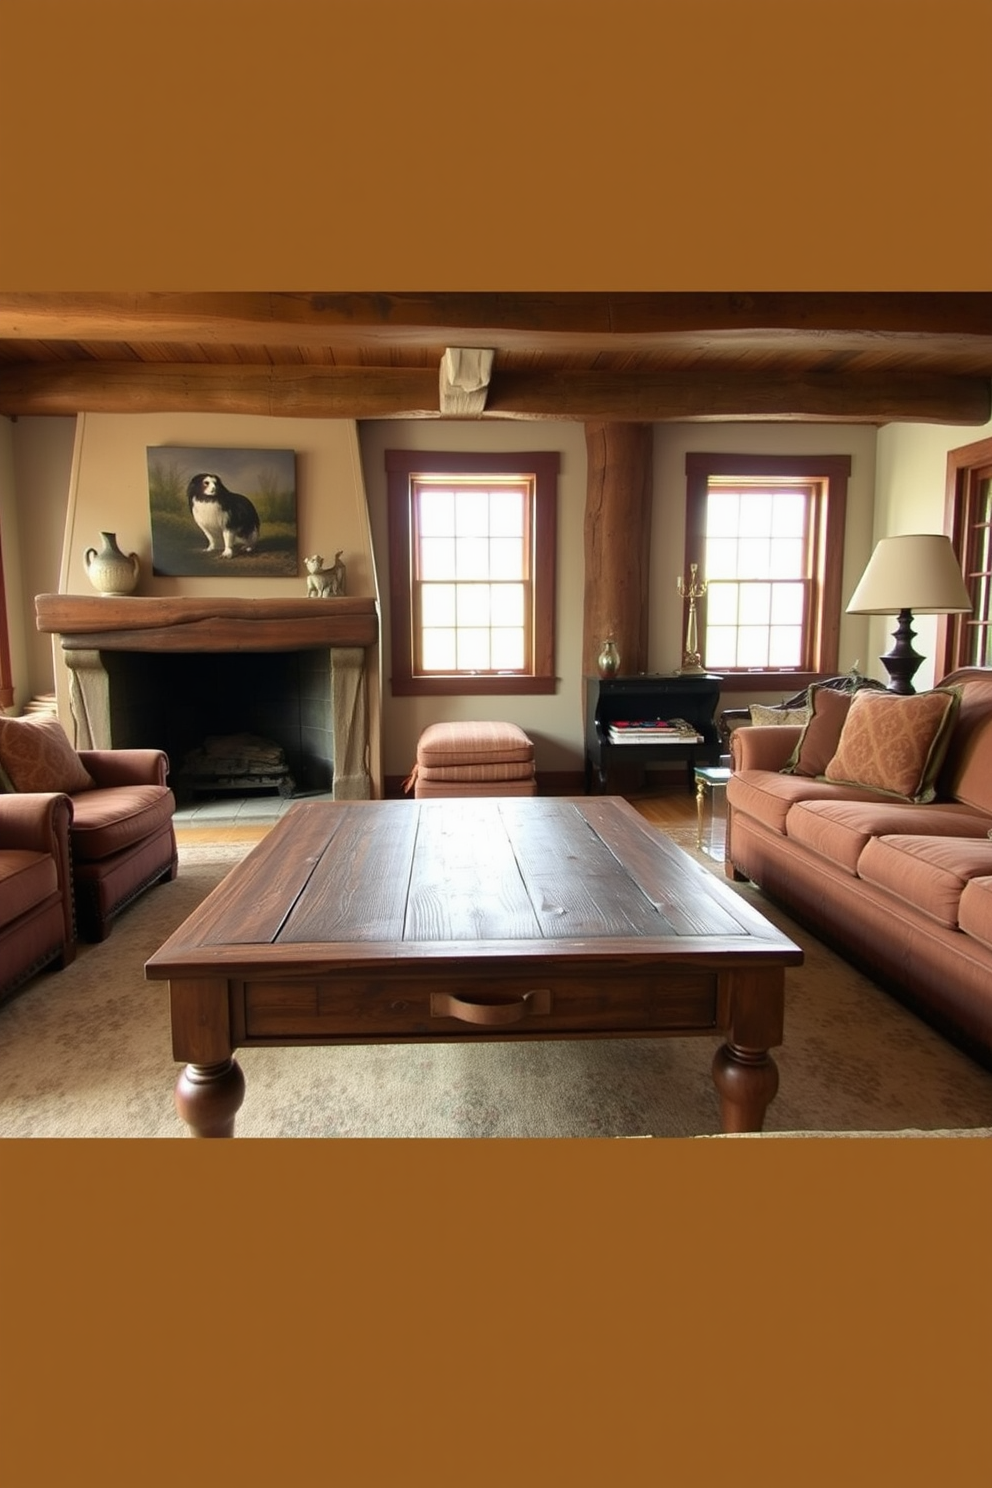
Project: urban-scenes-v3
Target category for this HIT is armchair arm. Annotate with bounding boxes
[0,791,75,945]
[77,749,170,788]
[730,724,803,773]
[0,790,74,852]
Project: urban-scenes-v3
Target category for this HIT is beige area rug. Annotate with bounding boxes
[2,831,992,1139]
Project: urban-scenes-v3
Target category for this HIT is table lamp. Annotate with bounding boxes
[845,533,972,694]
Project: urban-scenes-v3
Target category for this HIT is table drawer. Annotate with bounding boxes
[240,970,720,1040]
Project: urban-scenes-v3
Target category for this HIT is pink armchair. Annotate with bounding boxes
[0,791,76,1005]
[0,714,177,943]
[70,747,178,941]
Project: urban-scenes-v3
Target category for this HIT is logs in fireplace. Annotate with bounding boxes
[180,733,296,799]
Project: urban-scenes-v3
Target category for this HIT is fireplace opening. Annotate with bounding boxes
[102,649,333,801]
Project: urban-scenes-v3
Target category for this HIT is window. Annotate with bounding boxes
[386,450,558,696]
[941,434,992,673]
[684,453,850,687]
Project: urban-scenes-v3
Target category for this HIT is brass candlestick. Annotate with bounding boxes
[676,563,707,675]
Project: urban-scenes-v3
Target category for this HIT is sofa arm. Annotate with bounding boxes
[0,790,74,852]
[77,749,170,788]
[730,724,803,773]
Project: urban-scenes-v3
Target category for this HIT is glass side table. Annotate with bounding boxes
[694,764,732,849]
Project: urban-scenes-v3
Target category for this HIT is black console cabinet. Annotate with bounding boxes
[584,673,723,792]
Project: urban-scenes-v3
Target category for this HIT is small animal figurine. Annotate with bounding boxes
[304,554,334,597]
[187,473,260,558]
[326,550,346,596]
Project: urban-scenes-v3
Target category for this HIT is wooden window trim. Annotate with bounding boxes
[684,452,849,693]
[939,434,992,677]
[386,449,558,697]
[0,521,14,709]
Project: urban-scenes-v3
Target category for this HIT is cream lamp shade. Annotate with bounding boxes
[846,533,972,694]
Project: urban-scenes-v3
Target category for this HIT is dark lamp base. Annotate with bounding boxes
[879,608,924,694]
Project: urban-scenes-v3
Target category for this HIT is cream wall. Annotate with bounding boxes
[650,422,879,713]
[10,415,77,703]
[874,414,992,689]
[359,418,589,779]
[0,415,29,710]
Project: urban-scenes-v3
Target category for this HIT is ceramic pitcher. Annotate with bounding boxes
[84,532,140,596]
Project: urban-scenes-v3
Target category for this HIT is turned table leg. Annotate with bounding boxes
[175,1059,246,1138]
[712,1043,780,1132]
[168,977,243,1136]
[711,967,785,1132]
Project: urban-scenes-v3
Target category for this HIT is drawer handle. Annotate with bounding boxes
[430,988,552,1025]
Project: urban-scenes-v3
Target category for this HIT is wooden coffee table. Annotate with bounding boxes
[145,797,802,1137]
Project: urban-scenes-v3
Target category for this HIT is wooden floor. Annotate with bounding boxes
[174,779,724,854]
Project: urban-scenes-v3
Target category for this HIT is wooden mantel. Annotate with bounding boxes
[35,594,379,652]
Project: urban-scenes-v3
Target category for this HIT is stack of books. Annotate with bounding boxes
[606,718,704,744]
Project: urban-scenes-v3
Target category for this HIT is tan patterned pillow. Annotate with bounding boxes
[823,687,962,803]
[748,703,810,727]
[781,685,856,778]
[0,714,95,794]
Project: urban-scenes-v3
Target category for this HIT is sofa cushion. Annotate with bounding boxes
[68,785,176,862]
[781,684,855,778]
[726,769,891,837]
[0,715,95,795]
[857,834,992,928]
[416,720,534,766]
[823,687,961,802]
[0,851,59,930]
[784,798,992,875]
[749,703,810,727]
[958,876,992,951]
[937,673,992,815]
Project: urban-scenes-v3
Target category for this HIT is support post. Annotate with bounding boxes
[583,423,653,677]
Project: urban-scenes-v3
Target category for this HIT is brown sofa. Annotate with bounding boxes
[725,666,992,1067]
[0,791,76,1004]
[0,714,178,943]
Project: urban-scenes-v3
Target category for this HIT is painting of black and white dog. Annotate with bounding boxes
[187,473,260,558]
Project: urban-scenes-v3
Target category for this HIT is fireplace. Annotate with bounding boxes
[35,594,379,800]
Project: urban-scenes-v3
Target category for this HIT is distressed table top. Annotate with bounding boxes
[145,796,802,980]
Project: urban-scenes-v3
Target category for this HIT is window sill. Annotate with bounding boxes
[390,675,559,697]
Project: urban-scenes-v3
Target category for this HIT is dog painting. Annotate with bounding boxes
[187,473,260,557]
[147,446,298,577]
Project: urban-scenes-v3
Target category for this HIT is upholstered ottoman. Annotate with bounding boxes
[405,721,537,799]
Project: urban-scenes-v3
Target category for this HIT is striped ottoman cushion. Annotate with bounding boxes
[413,777,537,799]
[415,720,535,767]
[415,760,536,783]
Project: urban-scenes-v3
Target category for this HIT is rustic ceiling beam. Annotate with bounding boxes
[486,369,992,426]
[0,361,987,425]
[3,291,992,346]
[0,363,442,418]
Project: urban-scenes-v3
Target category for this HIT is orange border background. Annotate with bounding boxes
[1,2,991,1484]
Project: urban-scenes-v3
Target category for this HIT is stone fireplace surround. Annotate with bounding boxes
[34,594,379,800]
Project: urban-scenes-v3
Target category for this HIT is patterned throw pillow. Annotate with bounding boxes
[822,687,962,803]
[748,703,810,727]
[0,714,95,794]
[781,685,856,778]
